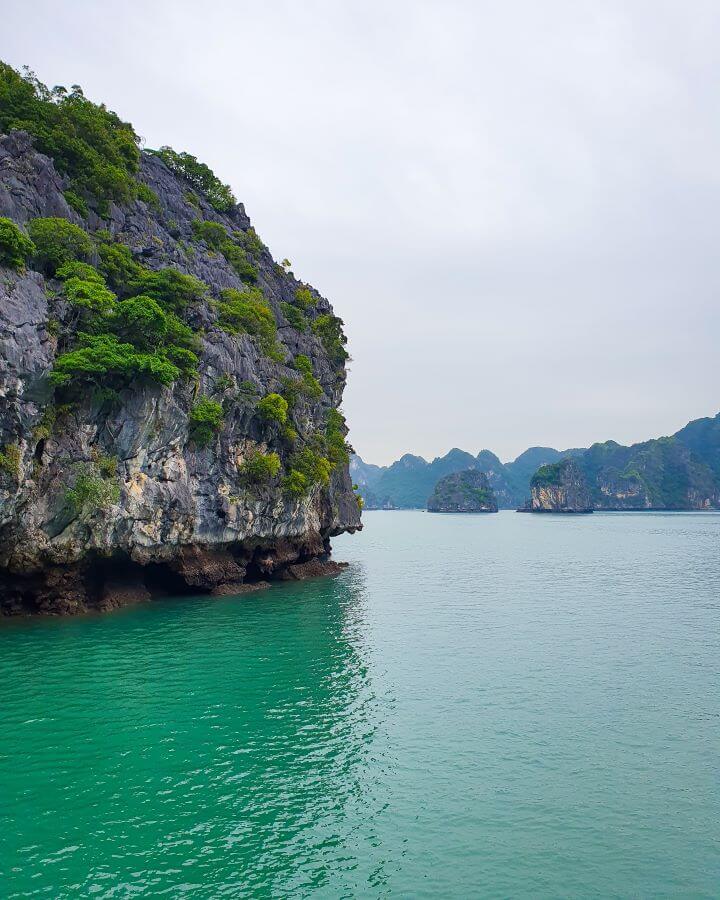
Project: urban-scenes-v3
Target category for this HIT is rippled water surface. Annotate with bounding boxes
[2,510,719,897]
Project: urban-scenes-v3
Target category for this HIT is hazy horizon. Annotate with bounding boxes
[4,1,719,466]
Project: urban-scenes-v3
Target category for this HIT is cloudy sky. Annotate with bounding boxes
[4,1,719,464]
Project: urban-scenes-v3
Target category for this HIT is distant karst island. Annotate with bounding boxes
[353,410,720,513]
[518,459,592,513]
[427,469,498,513]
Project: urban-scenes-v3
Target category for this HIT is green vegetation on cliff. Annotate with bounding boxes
[530,461,566,488]
[0,217,35,269]
[0,63,140,213]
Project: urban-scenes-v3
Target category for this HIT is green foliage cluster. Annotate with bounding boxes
[282,468,309,497]
[190,220,260,283]
[191,219,227,249]
[51,259,200,386]
[284,447,333,498]
[134,267,207,313]
[95,238,138,286]
[152,146,236,212]
[65,461,120,513]
[312,313,348,364]
[324,408,351,466]
[188,397,224,447]
[530,461,566,488]
[216,288,282,360]
[0,443,21,478]
[27,217,93,274]
[135,182,160,209]
[0,63,141,213]
[293,354,323,399]
[220,240,258,283]
[63,189,88,218]
[112,295,196,357]
[240,448,281,484]
[235,227,264,257]
[214,373,235,394]
[50,333,182,387]
[294,287,315,310]
[280,302,306,331]
[256,393,288,425]
[57,261,115,315]
[32,404,72,442]
[0,217,35,269]
[99,237,207,312]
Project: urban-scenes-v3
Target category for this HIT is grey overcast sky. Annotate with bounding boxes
[3,1,719,464]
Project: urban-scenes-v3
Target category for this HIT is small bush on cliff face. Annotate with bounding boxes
[290,447,333,487]
[294,287,315,311]
[280,302,306,332]
[0,63,140,212]
[63,189,88,218]
[27,217,93,274]
[216,288,282,360]
[256,393,288,425]
[191,219,227,249]
[50,333,180,388]
[220,241,258,283]
[234,227,264,257]
[325,408,351,466]
[240,449,281,484]
[97,240,143,290]
[56,261,104,284]
[135,182,160,209]
[152,146,236,213]
[282,469,308,497]
[57,264,116,316]
[281,448,333,498]
[293,354,323,399]
[112,295,170,348]
[0,218,35,270]
[312,314,348,364]
[0,443,21,478]
[131,267,207,313]
[188,397,224,446]
[65,462,120,514]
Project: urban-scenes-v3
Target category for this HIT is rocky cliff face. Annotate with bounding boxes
[527,459,592,513]
[0,128,360,614]
[579,432,720,510]
[427,469,498,512]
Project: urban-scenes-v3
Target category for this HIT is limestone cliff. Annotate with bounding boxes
[427,469,498,513]
[526,459,592,513]
[0,68,360,614]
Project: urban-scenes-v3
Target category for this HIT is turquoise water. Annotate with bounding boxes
[1,510,719,897]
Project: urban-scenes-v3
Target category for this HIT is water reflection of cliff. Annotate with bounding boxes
[0,567,393,897]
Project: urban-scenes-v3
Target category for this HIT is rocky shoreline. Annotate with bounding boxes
[0,544,349,616]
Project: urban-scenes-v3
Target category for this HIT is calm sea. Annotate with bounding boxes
[1,510,719,897]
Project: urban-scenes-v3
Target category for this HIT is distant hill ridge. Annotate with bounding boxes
[352,410,720,511]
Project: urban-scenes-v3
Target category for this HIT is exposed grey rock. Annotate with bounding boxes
[525,459,592,513]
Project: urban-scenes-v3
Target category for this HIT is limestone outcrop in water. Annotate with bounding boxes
[0,64,360,614]
[523,414,720,512]
[427,469,498,513]
[523,459,593,513]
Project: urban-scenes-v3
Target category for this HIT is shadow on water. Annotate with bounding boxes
[0,569,393,897]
